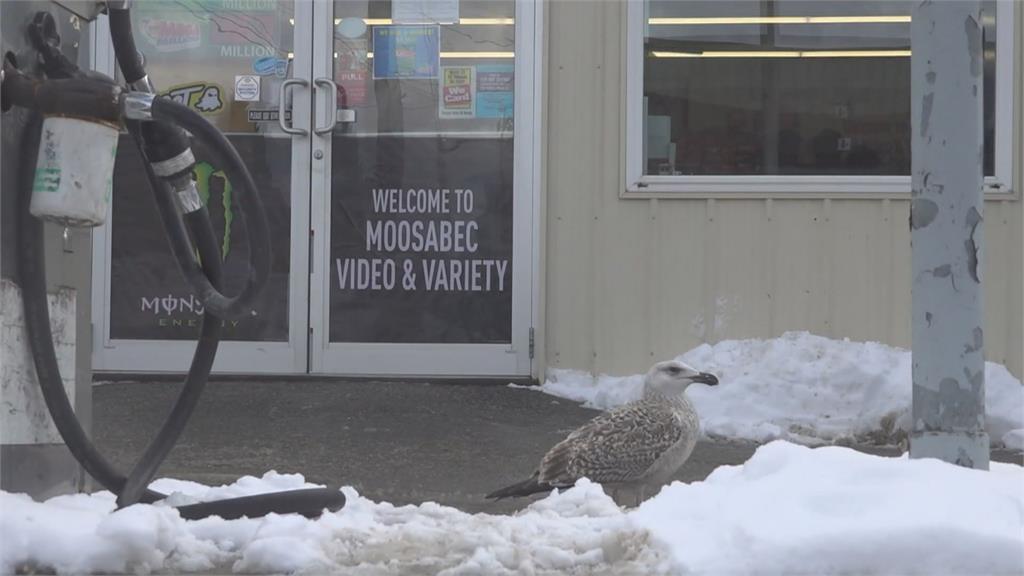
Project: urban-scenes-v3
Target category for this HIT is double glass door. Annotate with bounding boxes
[91,1,535,376]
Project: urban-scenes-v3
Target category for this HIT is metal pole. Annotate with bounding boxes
[909,0,988,469]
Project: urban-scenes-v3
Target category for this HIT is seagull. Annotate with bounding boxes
[487,360,719,507]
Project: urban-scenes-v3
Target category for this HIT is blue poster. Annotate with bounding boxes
[475,64,514,118]
[372,25,440,80]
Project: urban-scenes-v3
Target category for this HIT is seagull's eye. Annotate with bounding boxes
[666,366,681,375]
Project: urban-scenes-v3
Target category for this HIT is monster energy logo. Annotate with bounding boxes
[192,161,234,260]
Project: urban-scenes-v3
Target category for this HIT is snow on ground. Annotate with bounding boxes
[1005,429,1024,451]
[2,442,1022,575]
[537,331,1024,448]
[1,471,661,575]
[634,441,1024,576]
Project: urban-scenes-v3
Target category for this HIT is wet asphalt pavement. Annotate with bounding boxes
[92,378,1022,514]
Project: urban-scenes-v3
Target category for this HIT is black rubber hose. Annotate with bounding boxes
[111,125,343,516]
[16,112,164,504]
[149,96,272,320]
[115,121,224,508]
[176,488,348,521]
[107,6,146,85]
[107,4,340,518]
[17,114,344,518]
[109,6,199,187]
[111,4,268,319]
[13,6,345,517]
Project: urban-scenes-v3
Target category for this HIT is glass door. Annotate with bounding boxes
[308,0,535,376]
[92,1,313,374]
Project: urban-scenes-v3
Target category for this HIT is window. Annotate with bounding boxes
[625,0,1015,194]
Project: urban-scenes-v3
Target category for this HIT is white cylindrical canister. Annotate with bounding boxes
[29,116,118,228]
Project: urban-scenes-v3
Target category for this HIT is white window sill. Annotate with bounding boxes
[622,176,1016,200]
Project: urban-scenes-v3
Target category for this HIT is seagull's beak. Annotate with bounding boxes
[693,372,719,386]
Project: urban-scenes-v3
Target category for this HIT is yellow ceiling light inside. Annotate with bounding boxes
[650,49,911,58]
[365,51,514,59]
[440,51,514,58]
[647,15,911,25]
[802,50,911,57]
[334,18,514,26]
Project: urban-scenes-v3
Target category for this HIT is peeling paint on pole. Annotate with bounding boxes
[910,0,988,469]
[0,280,77,444]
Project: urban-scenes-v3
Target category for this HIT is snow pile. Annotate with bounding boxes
[2,443,1022,575]
[0,472,663,575]
[151,472,321,507]
[634,441,1024,575]
[1004,429,1024,451]
[539,332,1024,447]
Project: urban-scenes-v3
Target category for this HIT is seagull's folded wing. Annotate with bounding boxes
[537,401,685,486]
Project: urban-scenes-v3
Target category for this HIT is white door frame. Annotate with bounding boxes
[308,0,538,377]
[90,5,314,374]
[90,1,541,377]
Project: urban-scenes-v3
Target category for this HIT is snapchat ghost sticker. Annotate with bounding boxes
[196,86,223,113]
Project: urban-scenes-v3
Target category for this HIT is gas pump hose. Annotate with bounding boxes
[16,107,345,522]
[11,4,346,520]
[110,4,271,322]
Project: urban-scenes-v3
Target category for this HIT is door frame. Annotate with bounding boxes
[89,1,542,377]
[307,0,540,377]
[89,6,314,374]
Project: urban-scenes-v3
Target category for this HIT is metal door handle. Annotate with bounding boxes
[314,77,338,134]
[279,78,308,135]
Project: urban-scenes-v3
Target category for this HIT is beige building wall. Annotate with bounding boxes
[539,1,1023,380]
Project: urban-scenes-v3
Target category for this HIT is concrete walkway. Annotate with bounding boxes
[92,378,1022,514]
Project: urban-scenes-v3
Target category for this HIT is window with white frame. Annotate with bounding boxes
[625,0,1015,194]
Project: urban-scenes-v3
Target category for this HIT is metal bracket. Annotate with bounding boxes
[337,109,356,124]
[53,1,105,21]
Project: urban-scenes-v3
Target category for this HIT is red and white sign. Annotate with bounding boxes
[335,43,369,107]
[139,18,202,53]
[439,66,475,119]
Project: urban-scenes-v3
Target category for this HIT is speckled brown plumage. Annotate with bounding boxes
[487,360,717,507]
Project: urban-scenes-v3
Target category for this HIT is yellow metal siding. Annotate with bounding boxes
[542,1,1023,379]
